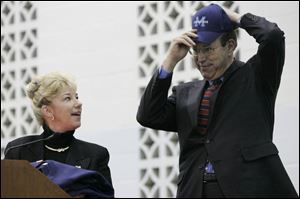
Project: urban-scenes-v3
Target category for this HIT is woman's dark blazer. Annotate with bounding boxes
[4,133,113,185]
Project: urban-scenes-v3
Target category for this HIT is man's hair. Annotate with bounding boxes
[220,30,237,46]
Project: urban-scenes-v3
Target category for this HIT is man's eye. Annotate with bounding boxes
[204,47,211,52]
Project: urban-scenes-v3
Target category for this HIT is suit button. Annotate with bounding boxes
[205,139,210,144]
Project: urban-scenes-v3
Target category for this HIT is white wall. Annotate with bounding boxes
[36,1,298,197]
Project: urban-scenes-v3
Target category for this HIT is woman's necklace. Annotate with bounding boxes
[45,145,69,152]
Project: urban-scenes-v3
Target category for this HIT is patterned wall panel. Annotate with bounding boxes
[1,1,39,158]
[137,1,239,197]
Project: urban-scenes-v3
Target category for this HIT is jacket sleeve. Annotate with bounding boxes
[136,70,177,132]
[241,13,285,96]
[97,147,113,185]
[3,141,16,159]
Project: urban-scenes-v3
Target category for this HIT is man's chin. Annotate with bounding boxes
[201,72,212,80]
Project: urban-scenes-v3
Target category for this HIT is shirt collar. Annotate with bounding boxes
[208,76,224,86]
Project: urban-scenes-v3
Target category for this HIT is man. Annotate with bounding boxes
[136,3,298,198]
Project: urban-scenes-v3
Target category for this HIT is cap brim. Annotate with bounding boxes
[196,31,223,44]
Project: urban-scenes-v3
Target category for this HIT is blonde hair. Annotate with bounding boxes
[26,72,77,125]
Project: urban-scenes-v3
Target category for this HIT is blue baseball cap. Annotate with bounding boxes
[192,4,234,44]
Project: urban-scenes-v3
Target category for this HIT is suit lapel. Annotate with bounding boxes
[185,61,242,139]
[187,80,206,128]
[207,60,242,139]
[27,135,44,161]
[65,140,91,169]
[207,88,221,138]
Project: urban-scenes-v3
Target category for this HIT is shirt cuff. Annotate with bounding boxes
[158,66,172,79]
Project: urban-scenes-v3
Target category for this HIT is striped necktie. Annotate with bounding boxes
[197,79,222,135]
[198,79,222,174]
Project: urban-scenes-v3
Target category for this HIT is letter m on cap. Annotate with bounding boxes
[194,16,208,27]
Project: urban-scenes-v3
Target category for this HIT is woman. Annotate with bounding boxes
[4,72,113,187]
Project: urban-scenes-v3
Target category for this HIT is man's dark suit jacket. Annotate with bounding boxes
[4,134,113,185]
[137,13,298,197]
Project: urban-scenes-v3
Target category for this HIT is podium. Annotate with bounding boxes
[1,160,70,198]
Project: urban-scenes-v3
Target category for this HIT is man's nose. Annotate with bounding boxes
[196,53,206,64]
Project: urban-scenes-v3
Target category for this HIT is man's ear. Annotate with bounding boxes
[226,39,237,54]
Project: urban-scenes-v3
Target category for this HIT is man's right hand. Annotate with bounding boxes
[162,30,197,72]
[215,3,242,25]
